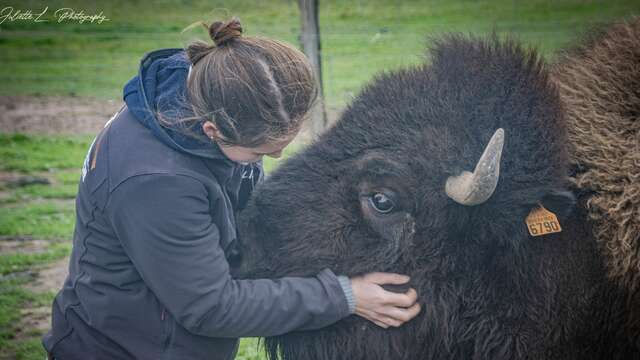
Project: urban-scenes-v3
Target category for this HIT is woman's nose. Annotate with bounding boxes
[268,151,283,159]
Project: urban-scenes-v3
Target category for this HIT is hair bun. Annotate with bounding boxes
[209,18,242,47]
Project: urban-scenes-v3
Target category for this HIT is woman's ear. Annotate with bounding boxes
[202,121,220,140]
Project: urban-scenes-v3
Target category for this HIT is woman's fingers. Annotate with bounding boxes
[351,272,422,328]
[376,316,402,328]
[357,309,397,328]
[368,309,417,328]
[406,302,422,319]
[372,320,389,329]
[363,272,410,285]
[377,303,422,323]
[357,302,422,328]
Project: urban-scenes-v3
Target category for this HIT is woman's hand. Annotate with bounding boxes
[350,272,421,328]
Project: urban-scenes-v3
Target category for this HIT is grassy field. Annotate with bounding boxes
[1,0,639,359]
[0,0,638,109]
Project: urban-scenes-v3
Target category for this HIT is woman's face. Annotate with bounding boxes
[202,121,299,164]
[218,136,296,164]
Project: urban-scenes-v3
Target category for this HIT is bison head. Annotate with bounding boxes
[233,35,592,359]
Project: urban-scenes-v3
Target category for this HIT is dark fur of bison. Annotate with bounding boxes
[234,23,640,360]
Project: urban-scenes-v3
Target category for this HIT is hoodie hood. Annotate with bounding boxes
[123,48,231,162]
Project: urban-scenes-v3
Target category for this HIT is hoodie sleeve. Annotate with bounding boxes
[106,173,350,338]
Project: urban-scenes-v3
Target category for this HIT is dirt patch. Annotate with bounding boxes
[0,171,44,184]
[0,197,75,210]
[0,96,122,135]
[0,190,11,203]
[0,174,50,188]
[2,257,70,346]
[0,170,64,187]
[0,95,343,138]
[0,236,50,254]
[24,256,69,295]
[0,171,77,206]
[16,257,69,344]
[16,306,51,340]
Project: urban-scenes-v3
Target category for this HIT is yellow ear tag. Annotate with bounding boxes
[525,204,562,237]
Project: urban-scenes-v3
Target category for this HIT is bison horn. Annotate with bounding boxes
[445,128,505,206]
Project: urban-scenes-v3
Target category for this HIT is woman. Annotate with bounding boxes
[43,18,421,359]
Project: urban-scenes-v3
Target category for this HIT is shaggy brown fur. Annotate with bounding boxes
[553,16,640,346]
[553,17,640,294]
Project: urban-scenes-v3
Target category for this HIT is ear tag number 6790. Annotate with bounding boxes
[525,205,562,237]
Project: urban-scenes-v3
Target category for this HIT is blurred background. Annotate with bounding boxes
[0,1,638,359]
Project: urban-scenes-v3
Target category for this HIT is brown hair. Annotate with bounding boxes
[179,17,318,147]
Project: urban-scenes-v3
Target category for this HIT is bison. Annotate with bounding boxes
[233,19,640,360]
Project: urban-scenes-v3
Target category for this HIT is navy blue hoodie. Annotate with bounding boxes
[42,48,351,360]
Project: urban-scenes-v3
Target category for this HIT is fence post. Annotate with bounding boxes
[298,0,327,137]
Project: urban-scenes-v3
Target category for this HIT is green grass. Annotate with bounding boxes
[3,182,79,203]
[0,170,80,204]
[0,277,60,360]
[0,134,81,358]
[237,338,266,360]
[0,242,70,275]
[0,133,86,358]
[262,142,302,173]
[0,134,93,172]
[0,202,76,240]
[0,278,39,350]
[0,0,638,108]
[13,338,49,360]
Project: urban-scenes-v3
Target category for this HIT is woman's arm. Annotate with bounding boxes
[107,173,419,337]
[107,173,350,338]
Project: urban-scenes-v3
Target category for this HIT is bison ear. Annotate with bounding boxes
[540,189,576,221]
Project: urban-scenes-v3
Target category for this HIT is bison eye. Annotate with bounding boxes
[369,193,395,214]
